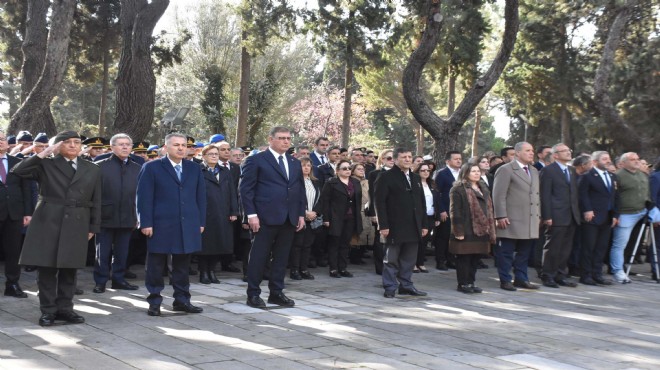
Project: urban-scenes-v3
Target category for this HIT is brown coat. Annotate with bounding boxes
[448,182,494,255]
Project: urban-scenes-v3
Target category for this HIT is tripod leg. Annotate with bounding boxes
[651,225,659,283]
[625,223,646,278]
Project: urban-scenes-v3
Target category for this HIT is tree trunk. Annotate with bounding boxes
[98,47,110,137]
[593,0,641,152]
[8,0,55,135]
[112,0,169,141]
[9,0,76,136]
[235,31,250,147]
[402,0,519,163]
[471,109,480,157]
[447,64,456,116]
[341,44,354,149]
[412,120,424,155]
[559,102,571,148]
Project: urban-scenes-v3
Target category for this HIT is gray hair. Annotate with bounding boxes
[514,142,531,152]
[620,152,637,163]
[591,151,609,162]
[551,143,567,154]
[268,126,290,137]
[110,133,132,146]
[214,141,230,148]
[572,154,591,167]
[164,133,187,145]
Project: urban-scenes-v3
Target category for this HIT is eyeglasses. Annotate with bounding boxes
[338,167,351,171]
[274,136,292,141]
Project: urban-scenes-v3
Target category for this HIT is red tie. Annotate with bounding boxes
[523,166,530,177]
[223,162,229,169]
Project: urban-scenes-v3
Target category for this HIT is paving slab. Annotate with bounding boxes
[2,260,660,369]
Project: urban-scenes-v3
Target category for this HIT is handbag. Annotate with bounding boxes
[310,215,324,230]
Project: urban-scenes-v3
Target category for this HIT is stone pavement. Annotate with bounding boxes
[1,258,660,369]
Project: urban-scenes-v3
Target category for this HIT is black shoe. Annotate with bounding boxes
[4,283,28,298]
[513,280,539,289]
[39,313,56,327]
[446,262,456,269]
[500,282,517,291]
[555,279,578,287]
[93,284,106,293]
[579,277,597,286]
[593,276,613,285]
[209,271,220,284]
[268,292,295,307]
[74,288,84,295]
[111,280,139,290]
[172,301,203,313]
[469,284,483,293]
[568,267,580,278]
[246,296,266,308]
[124,270,137,279]
[55,311,85,324]
[188,267,198,276]
[300,270,315,280]
[383,290,395,298]
[398,287,427,296]
[199,272,211,284]
[339,270,353,278]
[436,262,448,271]
[223,265,241,273]
[457,284,474,294]
[542,279,559,288]
[329,270,341,278]
[147,304,161,316]
[477,260,489,269]
[290,271,302,280]
[25,266,37,272]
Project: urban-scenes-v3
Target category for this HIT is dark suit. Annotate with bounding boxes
[137,156,206,306]
[375,165,427,292]
[434,167,458,266]
[94,155,141,286]
[13,155,101,315]
[539,162,581,281]
[367,167,387,273]
[533,161,545,171]
[316,162,335,188]
[239,149,305,298]
[319,177,363,272]
[579,168,618,280]
[0,155,32,286]
[93,152,145,165]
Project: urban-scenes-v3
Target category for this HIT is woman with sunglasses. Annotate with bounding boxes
[198,145,239,284]
[320,159,363,278]
[449,163,496,293]
[289,157,321,281]
[413,163,441,273]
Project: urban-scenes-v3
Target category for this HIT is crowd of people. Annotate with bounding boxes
[1,127,659,327]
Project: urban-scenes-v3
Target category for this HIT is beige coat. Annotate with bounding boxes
[492,160,540,239]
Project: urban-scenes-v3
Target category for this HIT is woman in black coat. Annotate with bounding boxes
[289,157,322,280]
[198,145,239,284]
[320,159,363,278]
[413,163,441,273]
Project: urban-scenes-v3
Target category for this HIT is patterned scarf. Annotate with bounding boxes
[464,183,496,244]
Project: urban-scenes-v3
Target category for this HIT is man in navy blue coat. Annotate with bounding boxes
[240,126,305,308]
[433,150,462,270]
[137,133,206,316]
[578,151,619,285]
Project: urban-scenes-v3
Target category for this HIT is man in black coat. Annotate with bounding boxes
[433,150,462,270]
[0,132,32,298]
[578,151,618,285]
[93,134,142,293]
[375,147,428,298]
[215,140,241,272]
[13,131,102,326]
[539,143,581,288]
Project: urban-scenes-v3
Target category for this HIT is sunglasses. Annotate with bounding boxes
[338,167,351,171]
[384,156,393,161]
[419,169,430,172]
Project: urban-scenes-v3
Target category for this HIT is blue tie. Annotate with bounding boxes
[603,172,611,192]
[174,164,182,181]
[278,155,287,179]
[563,168,570,183]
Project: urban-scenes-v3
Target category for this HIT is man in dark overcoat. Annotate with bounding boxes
[0,131,32,298]
[93,133,141,293]
[137,133,206,316]
[13,131,102,326]
[375,147,428,298]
